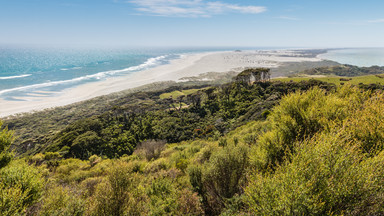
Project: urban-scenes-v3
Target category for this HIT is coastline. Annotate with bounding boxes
[0,50,323,118]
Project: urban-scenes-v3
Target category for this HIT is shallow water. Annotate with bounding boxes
[0,47,244,100]
[319,48,384,67]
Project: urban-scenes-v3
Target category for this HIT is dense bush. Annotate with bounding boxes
[244,86,384,215]
[8,80,335,160]
[5,77,384,215]
[0,121,14,169]
[0,160,45,215]
[0,181,30,215]
[189,144,249,215]
[343,92,384,155]
[38,184,85,216]
[245,132,384,215]
[88,162,146,216]
[256,87,360,169]
[301,64,384,77]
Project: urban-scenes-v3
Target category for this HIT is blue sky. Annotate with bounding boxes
[1,0,384,47]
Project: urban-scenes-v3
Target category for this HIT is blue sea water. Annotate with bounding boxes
[0,46,259,101]
[319,48,384,67]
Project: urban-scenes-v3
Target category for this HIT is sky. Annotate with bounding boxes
[1,0,384,48]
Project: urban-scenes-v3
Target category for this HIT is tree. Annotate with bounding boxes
[0,121,14,169]
[235,68,271,84]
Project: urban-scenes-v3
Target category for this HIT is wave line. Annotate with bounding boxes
[0,74,32,80]
[0,55,168,95]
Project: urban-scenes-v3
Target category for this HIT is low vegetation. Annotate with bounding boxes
[2,67,384,215]
[275,74,384,87]
[299,64,384,77]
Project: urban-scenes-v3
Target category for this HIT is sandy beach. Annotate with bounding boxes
[0,50,322,117]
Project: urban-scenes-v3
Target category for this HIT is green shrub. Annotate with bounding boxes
[176,188,204,216]
[137,140,166,161]
[258,87,349,168]
[144,158,169,173]
[44,152,61,161]
[80,177,103,197]
[0,121,14,169]
[38,184,85,216]
[0,160,45,212]
[175,158,189,173]
[146,177,179,215]
[245,132,384,215]
[194,144,216,164]
[70,131,102,159]
[88,162,146,216]
[0,182,29,215]
[189,144,249,215]
[188,165,204,193]
[203,144,248,214]
[29,153,44,166]
[89,154,102,167]
[218,138,227,147]
[344,93,384,155]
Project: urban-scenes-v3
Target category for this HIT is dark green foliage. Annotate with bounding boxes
[301,64,384,77]
[5,84,211,157]
[0,121,13,169]
[6,79,336,160]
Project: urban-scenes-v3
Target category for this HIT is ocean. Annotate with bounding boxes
[319,48,384,67]
[3,47,383,102]
[0,46,251,101]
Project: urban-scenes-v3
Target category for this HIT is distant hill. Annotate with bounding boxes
[300,64,384,77]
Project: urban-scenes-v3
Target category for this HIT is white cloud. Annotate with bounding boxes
[128,0,266,17]
[368,19,384,23]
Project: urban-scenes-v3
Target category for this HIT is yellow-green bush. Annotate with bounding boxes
[344,93,384,155]
[243,86,384,215]
[0,160,45,214]
[38,184,85,216]
[55,158,110,184]
[257,87,351,168]
[29,153,45,166]
[80,176,103,197]
[87,161,147,216]
[0,182,30,215]
[245,131,384,215]
[0,121,14,169]
[144,158,169,173]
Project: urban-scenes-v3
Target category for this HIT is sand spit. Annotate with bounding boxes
[0,50,322,117]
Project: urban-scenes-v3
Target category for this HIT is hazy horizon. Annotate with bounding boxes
[1,0,384,47]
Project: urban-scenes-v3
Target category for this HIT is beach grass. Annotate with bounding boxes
[159,88,203,99]
[274,74,384,86]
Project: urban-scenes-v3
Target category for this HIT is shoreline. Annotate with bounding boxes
[0,50,323,118]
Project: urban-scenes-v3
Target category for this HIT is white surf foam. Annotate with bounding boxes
[0,55,168,96]
[0,74,32,80]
